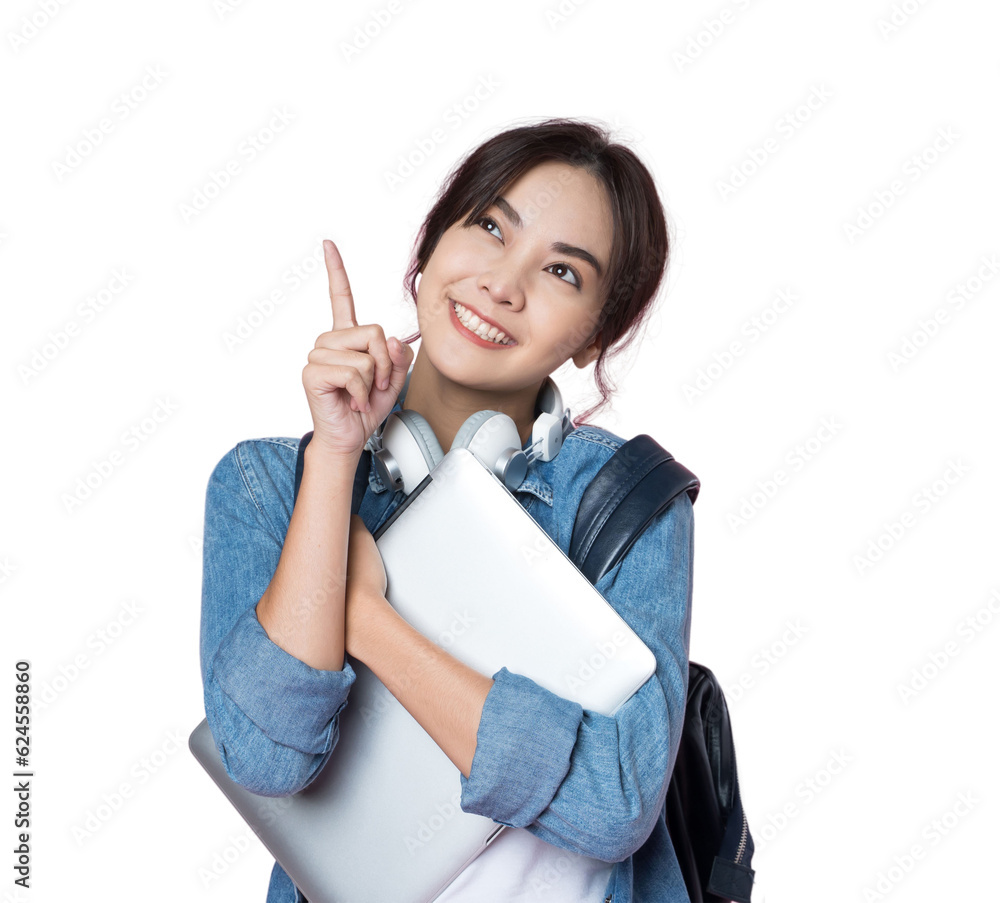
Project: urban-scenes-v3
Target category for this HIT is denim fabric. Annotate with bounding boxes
[199,402,694,903]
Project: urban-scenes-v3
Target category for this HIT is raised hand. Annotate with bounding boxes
[302,239,414,458]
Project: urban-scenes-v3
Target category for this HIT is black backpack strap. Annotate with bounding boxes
[568,434,699,586]
[292,430,371,516]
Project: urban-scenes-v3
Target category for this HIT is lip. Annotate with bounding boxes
[449,299,517,348]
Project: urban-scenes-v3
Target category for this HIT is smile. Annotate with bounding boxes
[450,300,516,347]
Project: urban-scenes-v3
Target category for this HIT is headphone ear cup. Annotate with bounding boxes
[395,409,445,469]
[450,409,502,454]
[377,410,444,495]
[452,410,527,490]
[536,376,563,419]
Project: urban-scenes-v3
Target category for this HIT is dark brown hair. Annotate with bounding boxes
[399,117,670,426]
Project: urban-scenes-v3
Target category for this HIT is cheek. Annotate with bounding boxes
[555,310,601,349]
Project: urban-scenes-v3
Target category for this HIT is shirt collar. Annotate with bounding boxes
[366,400,554,507]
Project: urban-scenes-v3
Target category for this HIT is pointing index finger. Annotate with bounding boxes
[323,239,357,330]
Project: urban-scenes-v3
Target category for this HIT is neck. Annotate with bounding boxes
[401,350,541,453]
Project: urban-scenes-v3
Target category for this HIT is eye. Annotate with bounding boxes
[547,263,581,289]
[475,215,503,241]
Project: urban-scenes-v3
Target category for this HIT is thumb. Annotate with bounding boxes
[386,337,413,397]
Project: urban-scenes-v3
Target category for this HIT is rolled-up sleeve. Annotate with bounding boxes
[458,491,694,863]
[199,440,356,797]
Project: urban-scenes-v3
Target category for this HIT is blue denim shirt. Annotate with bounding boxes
[199,402,694,902]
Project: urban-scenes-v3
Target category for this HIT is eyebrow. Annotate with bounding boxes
[493,196,604,279]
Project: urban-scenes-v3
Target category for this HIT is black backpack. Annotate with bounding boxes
[293,431,755,902]
[568,433,755,903]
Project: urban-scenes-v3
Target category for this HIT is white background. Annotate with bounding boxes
[3,0,998,900]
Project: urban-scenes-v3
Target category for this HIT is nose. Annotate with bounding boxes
[478,265,526,312]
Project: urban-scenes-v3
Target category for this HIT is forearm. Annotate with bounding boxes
[351,594,493,778]
[255,442,360,670]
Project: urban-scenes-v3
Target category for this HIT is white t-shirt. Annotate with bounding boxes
[435,825,613,902]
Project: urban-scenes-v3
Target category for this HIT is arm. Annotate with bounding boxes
[255,439,361,671]
[199,439,359,797]
[348,597,493,778]
[348,492,694,861]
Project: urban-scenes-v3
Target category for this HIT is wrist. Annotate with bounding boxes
[304,438,364,473]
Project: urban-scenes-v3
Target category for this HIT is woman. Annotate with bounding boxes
[199,118,694,902]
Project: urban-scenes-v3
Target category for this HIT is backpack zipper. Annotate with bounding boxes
[735,808,749,863]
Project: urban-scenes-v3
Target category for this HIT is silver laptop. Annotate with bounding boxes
[190,446,656,903]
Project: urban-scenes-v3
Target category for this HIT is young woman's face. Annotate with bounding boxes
[414,160,613,394]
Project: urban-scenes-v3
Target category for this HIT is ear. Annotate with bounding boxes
[571,329,603,369]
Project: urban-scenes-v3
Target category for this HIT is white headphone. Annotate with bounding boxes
[364,363,574,495]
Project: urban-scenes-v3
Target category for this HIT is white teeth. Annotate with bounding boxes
[453,301,513,345]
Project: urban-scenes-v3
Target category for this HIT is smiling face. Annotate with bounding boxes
[413,160,613,396]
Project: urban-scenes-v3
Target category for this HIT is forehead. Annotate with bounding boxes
[503,162,610,221]
[499,161,613,256]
